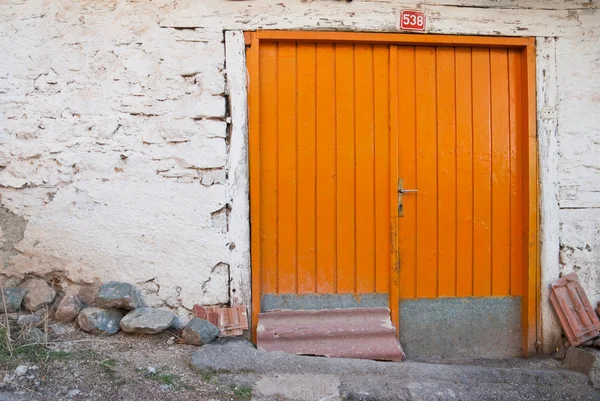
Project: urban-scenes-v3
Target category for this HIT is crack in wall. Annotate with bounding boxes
[211,204,230,233]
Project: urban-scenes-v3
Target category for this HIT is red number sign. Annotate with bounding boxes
[400,10,426,31]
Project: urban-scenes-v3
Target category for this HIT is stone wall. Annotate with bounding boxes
[0,0,230,311]
[0,0,599,351]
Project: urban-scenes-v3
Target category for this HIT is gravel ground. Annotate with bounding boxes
[0,329,253,401]
[0,329,598,401]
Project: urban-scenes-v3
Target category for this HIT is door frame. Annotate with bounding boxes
[245,31,539,357]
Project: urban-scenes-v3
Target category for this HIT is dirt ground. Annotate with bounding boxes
[0,327,252,401]
[1,324,598,401]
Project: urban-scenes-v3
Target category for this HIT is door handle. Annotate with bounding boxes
[398,179,417,216]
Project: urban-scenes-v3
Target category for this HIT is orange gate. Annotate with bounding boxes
[246,32,538,356]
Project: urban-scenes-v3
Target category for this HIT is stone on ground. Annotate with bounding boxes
[170,313,191,331]
[18,279,56,311]
[119,308,176,334]
[555,345,568,360]
[77,285,99,307]
[77,308,123,335]
[24,328,45,344]
[48,323,76,337]
[1,287,27,313]
[17,315,42,327]
[3,313,18,321]
[54,294,83,322]
[594,339,600,349]
[181,318,218,345]
[33,307,48,316]
[97,282,143,310]
[14,365,28,377]
[564,346,600,389]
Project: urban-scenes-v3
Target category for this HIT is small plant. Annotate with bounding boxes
[145,368,177,386]
[155,373,175,386]
[48,350,72,360]
[0,341,73,366]
[233,385,253,401]
[196,368,216,382]
[74,350,102,361]
[100,358,117,373]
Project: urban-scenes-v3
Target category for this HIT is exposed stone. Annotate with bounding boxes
[24,328,45,344]
[171,314,191,331]
[54,294,83,323]
[77,308,123,335]
[48,323,76,337]
[34,307,48,317]
[3,313,18,321]
[77,285,100,308]
[594,339,600,350]
[564,347,600,389]
[97,282,143,310]
[181,318,218,345]
[583,339,594,347]
[555,346,568,360]
[17,315,42,327]
[14,365,28,377]
[0,288,26,313]
[18,279,56,312]
[120,308,176,334]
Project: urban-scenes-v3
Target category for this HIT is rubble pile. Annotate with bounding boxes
[0,278,245,346]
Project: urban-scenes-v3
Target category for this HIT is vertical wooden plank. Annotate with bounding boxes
[490,49,511,296]
[415,46,438,298]
[335,44,356,294]
[374,44,390,293]
[397,46,417,299]
[316,43,337,294]
[277,42,298,294]
[509,48,523,297]
[436,47,457,297]
[297,43,317,294]
[354,44,376,293]
[258,43,279,294]
[389,45,400,333]
[455,47,474,297]
[248,33,261,340]
[522,42,539,357]
[472,48,492,297]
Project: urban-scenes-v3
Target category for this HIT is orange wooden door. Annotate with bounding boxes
[249,35,528,336]
[255,41,394,297]
[397,46,524,300]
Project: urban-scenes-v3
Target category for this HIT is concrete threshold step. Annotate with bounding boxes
[191,339,600,401]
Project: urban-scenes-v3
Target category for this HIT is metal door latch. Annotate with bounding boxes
[398,179,417,216]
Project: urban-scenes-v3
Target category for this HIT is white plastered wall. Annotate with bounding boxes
[1,0,599,350]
